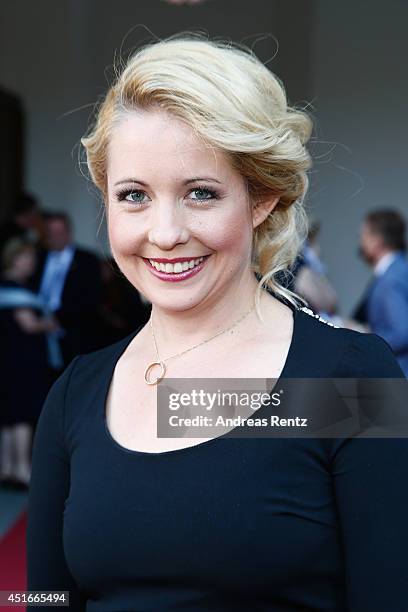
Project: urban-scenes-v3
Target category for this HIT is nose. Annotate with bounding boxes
[147,200,190,250]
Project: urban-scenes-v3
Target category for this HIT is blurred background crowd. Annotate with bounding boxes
[1,193,407,490]
[0,0,407,490]
[0,196,151,488]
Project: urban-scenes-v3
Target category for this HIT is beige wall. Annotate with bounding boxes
[308,0,408,314]
[1,1,406,314]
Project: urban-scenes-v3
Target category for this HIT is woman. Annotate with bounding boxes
[0,239,57,487]
[293,221,339,319]
[27,36,407,611]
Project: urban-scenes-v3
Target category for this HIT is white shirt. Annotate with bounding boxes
[39,245,75,312]
[374,251,399,277]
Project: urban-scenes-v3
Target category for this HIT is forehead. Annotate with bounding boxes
[106,110,235,183]
[361,220,376,234]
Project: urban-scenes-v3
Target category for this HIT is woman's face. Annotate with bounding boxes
[106,109,267,313]
[13,248,36,279]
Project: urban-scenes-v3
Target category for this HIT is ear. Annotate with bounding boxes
[252,195,280,229]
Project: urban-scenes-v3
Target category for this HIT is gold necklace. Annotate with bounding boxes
[144,302,256,385]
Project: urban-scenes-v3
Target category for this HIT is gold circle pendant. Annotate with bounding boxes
[144,361,166,385]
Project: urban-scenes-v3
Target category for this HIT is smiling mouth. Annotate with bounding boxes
[143,255,210,274]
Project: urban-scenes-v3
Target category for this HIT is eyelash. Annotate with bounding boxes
[115,186,220,207]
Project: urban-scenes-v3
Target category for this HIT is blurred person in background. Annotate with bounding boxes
[0,193,46,257]
[293,221,339,319]
[352,209,408,376]
[96,257,151,347]
[29,212,103,374]
[0,238,58,487]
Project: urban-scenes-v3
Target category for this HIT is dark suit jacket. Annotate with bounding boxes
[30,246,102,365]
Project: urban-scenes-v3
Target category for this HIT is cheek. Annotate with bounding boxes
[202,207,252,254]
[106,201,252,258]
[107,211,143,256]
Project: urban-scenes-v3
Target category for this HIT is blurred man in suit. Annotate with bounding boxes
[353,209,408,376]
[30,212,102,373]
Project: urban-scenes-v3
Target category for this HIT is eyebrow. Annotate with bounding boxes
[113,177,222,187]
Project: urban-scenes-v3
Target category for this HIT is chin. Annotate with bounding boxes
[147,293,206,313]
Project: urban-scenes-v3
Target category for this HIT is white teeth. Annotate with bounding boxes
[149,256,206,274]
[149,260,162,271]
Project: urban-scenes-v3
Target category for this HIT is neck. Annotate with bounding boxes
[148,271,262,356]
[3,270,26,284]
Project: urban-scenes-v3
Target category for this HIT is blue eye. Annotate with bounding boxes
[190,187,218,202]
[125,191,146,203]
[116,189,149,206]
[116,186,219,206]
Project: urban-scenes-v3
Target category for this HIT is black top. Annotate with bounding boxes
[26,306,408,611]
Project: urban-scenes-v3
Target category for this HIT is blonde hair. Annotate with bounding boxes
[81,33,312,314]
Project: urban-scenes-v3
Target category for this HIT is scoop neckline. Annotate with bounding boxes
[102,304,300,458]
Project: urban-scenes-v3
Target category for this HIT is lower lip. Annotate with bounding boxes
[143,256,211,282]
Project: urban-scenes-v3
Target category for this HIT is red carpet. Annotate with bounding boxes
[0,511,27,610]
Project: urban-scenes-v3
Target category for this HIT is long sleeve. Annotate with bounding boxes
[26,356,86,611]
[332,333,408,611]
[374,281,408,354]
